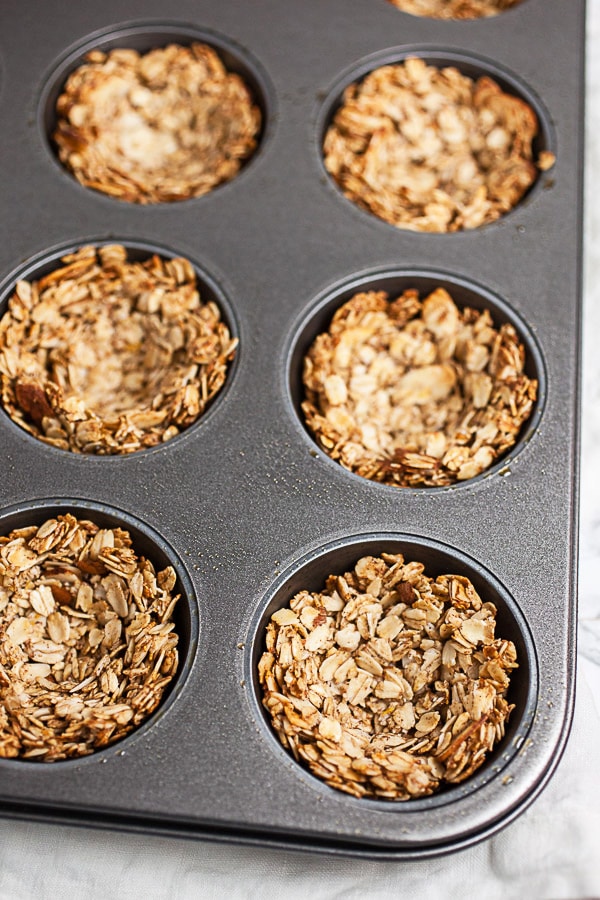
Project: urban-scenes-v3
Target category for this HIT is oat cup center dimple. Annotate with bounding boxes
[58,302,184,418]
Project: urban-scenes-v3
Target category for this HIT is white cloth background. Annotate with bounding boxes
[2,2,600,897]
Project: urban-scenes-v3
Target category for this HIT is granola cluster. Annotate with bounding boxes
[259,553,517,800]
[54,43,261,204]
[323,57,554,232]
[388,0,523,19]
[0,514,181,761]
[302,287,536,487]
[0,244,237,454]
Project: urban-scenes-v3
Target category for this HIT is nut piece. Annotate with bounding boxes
[0,245,238,454]
[53,43,261,204]
[387,0,523,19]
[302,287,536,487]
[258,553,517,800]
[323,57,553,232]
[0,513,181,761]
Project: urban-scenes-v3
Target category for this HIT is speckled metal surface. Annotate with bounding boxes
[0,0,584,857]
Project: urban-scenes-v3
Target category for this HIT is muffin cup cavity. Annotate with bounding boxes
[0,239,239,456]
[318,48,554,233]
[288,269,545,490]
[39,22,273,203]
[251,534,537,808]
[0,499,198,764]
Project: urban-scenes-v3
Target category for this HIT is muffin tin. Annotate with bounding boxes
[0,0,583,858]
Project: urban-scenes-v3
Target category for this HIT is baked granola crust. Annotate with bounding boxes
[0,244,238,454]
[0,514,180,761]
[323,57,553,232]
[388,0,523,19]
[54,43,261,204]
[259,553,517,800]
[302,287,536,487]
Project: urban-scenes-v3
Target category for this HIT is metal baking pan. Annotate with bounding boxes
[0,0,583,858]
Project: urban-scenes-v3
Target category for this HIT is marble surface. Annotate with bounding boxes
[1,3,600,897]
